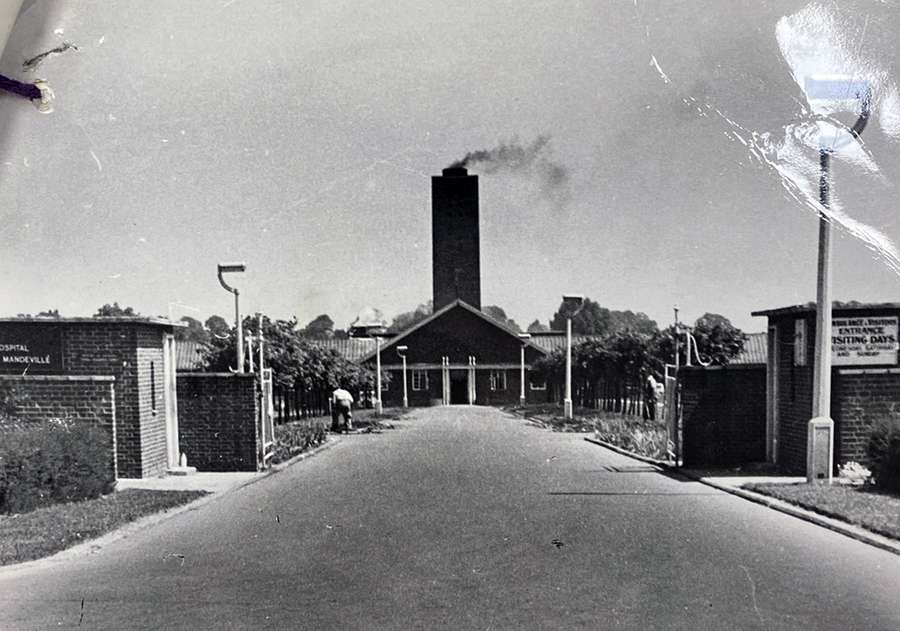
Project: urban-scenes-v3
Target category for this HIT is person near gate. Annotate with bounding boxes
[643,371,660,421]
[331,385,355,433]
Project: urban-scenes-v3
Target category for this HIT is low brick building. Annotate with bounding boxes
[0,317,181,478]
[753,302,900,473]
[361,300,551,407]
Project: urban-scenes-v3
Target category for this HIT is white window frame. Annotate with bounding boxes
[529,376,547,391]
[794,318,807,366]
[412,369,429,391]
[489,370,507,391]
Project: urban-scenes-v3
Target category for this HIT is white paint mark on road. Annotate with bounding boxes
[649,55,670,84]
[89,150,102,171]
[739,564,764,626]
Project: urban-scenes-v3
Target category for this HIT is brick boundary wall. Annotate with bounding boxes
[680,366,767,468]
[0,375,118,479]
[176,373,259,472]
[834,368,900,466]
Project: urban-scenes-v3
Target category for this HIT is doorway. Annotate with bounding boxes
[450,370,468,404]
[163,334,180,469]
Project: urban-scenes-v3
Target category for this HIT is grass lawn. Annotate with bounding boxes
[0,489,207,566]
[745,483,900,540]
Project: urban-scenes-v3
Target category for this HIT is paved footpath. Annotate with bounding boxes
[1,406,899,630]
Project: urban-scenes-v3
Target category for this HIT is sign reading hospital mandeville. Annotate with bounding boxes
[832,316,899,366]
[0,324,63,373]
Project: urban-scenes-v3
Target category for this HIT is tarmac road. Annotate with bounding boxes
[1,406,899,630]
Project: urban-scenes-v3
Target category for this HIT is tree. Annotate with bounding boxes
[388,301,432,332]
[531,348,565,392]
[527,319,549,333]
[203,314,303,384]
[16,309,61,318]
[174,316,209,343]
[650,313,746,368]
[205,315,230,338]
[301,314,335,339]
[550,297,611,335]
[691,313,746,366]
[94,302,139,317]
[607,310,658,336]
[483,305,520,331]
[549,298,659,337]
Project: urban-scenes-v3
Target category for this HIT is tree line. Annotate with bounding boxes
[531,309,747,414]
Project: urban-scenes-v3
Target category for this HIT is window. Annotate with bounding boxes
[381,377,389,391]
[150,361,157,413]
[529,376,546,391]
[412,370,429,391]
[489,370,507,391]
[794,319,807,366]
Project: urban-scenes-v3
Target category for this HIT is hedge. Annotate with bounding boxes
[270,418,328,465]
[0,419,115,514]
[867,417,900,493]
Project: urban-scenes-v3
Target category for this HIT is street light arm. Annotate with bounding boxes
[217,269,237,295]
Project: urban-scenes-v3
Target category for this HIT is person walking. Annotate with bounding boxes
[331,385,355,433]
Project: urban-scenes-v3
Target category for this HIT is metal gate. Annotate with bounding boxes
[664,364,680,464]
[260,368,275,465]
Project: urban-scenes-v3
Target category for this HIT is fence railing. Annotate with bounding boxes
[273,386,330,423]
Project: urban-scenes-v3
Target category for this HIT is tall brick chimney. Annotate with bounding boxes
[432,166,481,310]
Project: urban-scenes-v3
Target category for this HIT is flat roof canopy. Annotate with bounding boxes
[752,301,900,318]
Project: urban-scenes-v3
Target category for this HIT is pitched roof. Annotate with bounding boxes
[729,332,767,365]
[175,340,207,370]
[308,337,377,362]
[358,299,548,362]
[527,332,596,353]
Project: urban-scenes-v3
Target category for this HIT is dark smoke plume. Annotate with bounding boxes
[449,136,569,200]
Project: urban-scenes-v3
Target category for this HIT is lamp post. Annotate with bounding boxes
[375,334,382,415]
[562,294,585,420]
[518,333,531,407]
[397,345,409,409]
[217,262,246,373]
[804,76,871,483]
[370,329,388,416]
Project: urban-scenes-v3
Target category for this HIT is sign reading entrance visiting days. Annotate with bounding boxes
[0,324,63,374]
[832,316,899,366]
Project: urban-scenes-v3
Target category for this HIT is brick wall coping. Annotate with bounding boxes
[0,316,180,327]
[838,367,900,375]
[681,364,765,371]
[179,372,255,377]
[0,374,115,382]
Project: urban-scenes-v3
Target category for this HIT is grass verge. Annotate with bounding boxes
[507,403,668,460]
[0,489,207,566]
[270,407,408,465]
[744,482,900,540]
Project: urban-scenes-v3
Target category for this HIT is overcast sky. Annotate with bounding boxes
[2,0,899,332]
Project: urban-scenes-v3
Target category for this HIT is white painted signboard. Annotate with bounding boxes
[832,316,899,365]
